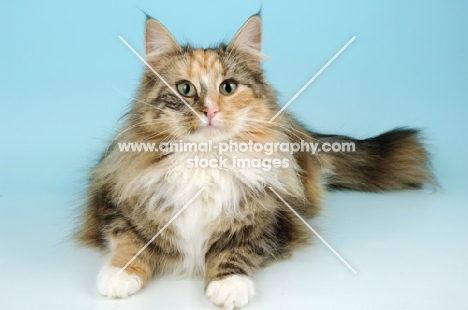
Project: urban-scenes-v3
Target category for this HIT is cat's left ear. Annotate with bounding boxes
[228,15,262,58]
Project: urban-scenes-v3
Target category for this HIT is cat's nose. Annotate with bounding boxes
[203,106,219,121]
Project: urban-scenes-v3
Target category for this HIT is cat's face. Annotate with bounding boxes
[132,16,279,143]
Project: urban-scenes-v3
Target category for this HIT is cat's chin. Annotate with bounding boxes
[187,126,233,142]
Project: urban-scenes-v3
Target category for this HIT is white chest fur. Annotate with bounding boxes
[171,194,212,276]
[166,158,244,276]
[121,148,300,276]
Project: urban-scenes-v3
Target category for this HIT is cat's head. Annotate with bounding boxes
[130,15,280,143]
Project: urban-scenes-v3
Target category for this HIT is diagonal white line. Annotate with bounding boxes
[117,35,207,123]
[268,36,356,123]
[118,187,207,275]
[269,187,357,274]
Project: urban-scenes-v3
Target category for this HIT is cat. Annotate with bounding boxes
[76,13,435,309]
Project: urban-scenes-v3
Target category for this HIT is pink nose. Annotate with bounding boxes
[203,106,219,121]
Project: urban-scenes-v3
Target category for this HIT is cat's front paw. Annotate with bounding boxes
[206,275,255,309]
[97,266,142,298]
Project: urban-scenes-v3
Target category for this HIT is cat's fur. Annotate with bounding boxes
[76,14,434,309]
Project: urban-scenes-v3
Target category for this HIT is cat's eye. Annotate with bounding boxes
[219,80,237,96]
[176,82,197,97]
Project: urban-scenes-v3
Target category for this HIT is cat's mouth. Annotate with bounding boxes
[201,123,223,137]
[186,121,233,143]
[201,115,221,131]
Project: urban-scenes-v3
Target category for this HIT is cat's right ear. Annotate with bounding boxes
[145,18,181,58]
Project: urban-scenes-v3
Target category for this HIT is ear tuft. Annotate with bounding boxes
[228,15,262,56]
[145,19,180,57]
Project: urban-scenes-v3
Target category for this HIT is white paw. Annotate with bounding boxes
[96,266,142,298]
[206,275,255,310]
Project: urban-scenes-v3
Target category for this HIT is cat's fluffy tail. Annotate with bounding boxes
[315,128,436,191]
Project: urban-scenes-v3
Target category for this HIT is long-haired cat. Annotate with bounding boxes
[76,14,434,309]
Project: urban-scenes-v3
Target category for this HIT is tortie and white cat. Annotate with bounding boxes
[76,14,434,309]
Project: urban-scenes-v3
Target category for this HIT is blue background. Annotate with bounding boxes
[1,1,467,309]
